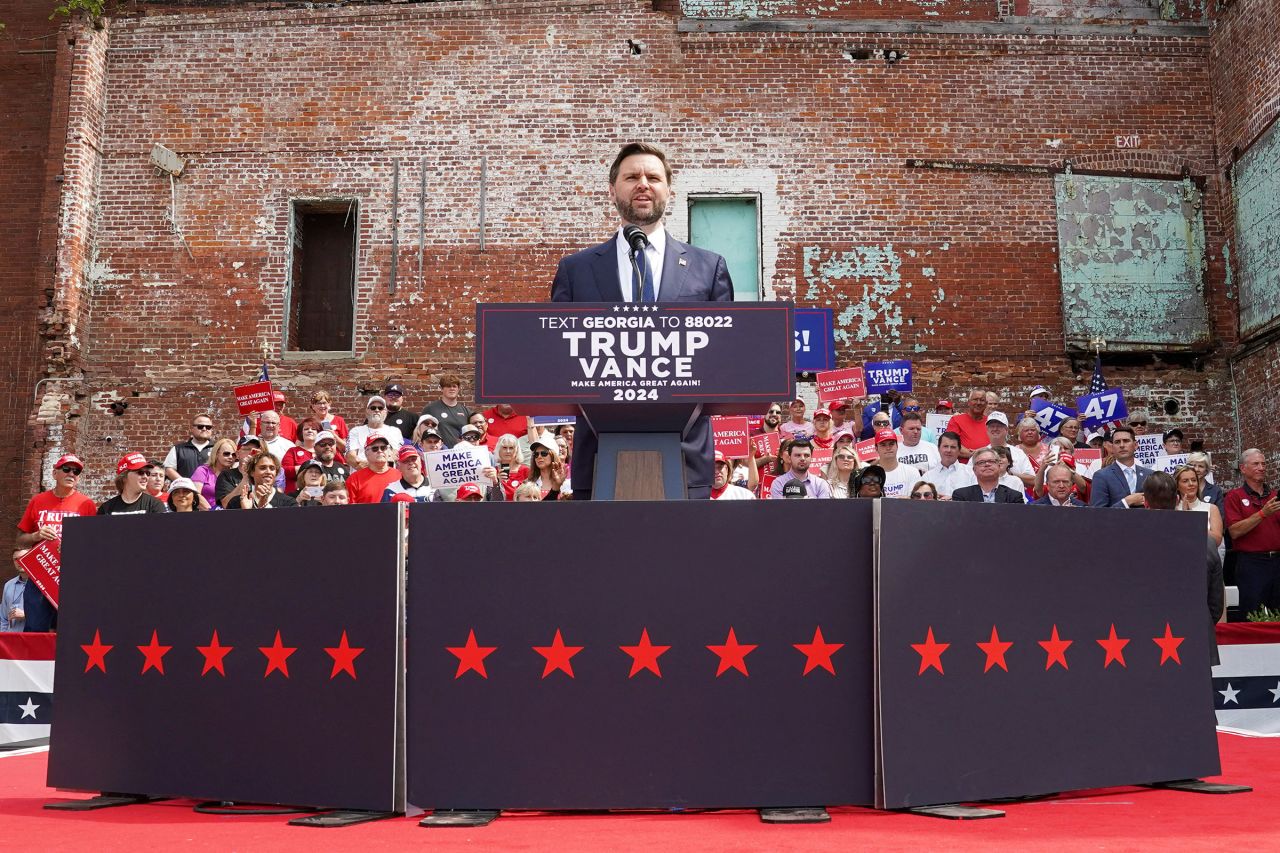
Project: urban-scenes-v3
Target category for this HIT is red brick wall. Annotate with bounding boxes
[0,4,67,547]
[3,0,1269,527]
[679,0,997,19]
[1210,0,1280,470]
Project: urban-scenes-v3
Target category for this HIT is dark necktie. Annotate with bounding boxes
[633,247,655,303]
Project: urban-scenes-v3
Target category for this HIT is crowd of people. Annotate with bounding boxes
[5,378,1279,634]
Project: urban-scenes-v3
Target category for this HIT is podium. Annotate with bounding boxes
[474,301,795,499]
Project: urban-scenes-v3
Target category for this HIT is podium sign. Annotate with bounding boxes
[475,302,794,409]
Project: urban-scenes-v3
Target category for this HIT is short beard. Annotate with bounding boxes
[615,195,666,227]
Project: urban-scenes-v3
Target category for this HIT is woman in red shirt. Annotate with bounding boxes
[308,390,349,447]
[281,417,321,493]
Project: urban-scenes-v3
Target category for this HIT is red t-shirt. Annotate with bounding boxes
[483,407,527,451]
[18,490,98,536]
[946,413,990,455]
[346,466,401,504]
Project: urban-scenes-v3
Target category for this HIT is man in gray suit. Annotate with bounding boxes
[550,143,734,499]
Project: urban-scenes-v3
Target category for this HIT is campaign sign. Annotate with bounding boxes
[1076,387,1128,429]
[855,438,879,463]
[1030,398,1076,437]
[750,431,781,460]
[1135,434,1164,467]
[1153,453,1189,475]
[810,446,833,470]
[406,500,875,809]
[759,472,777,498]
[233,380,275,416]
[711,416,751,458]
[425,445,492,489]
[17,540,60,608]
[864,360,912,394]
[475,303,794,408]
[925,413,952,436]
[1073,448,1103,478]
[794,308,837,372]
[530,414,576,428]
[877,500,1220,808]
[816,367,866,403]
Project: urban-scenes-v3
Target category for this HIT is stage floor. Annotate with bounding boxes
[2,733,1274,851]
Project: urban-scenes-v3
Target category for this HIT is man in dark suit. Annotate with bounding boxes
[550,142,734,499]
[952,448,1027,504]
[1089,425,1154,507]
[1031,462,1087,506]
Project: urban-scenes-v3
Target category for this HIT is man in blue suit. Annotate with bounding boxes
[1089,425,1154,507]
[550,142,734,499]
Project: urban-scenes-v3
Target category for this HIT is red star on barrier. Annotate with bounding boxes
[1153,623,1184,666]
[1097,623,1130,669]
[911,627,949,675]
[137,630,173,675]
[196,630,233,677]
[619,628,671,678]
[324,631,365,680]
[81,630,113,674]
[1039,624,1073,670]
[976,625,1013,673]
[533,629,584,679]
[447,629,497,679]
[708,627,758,677]
[259,630,297,678]
[793,626,844,676]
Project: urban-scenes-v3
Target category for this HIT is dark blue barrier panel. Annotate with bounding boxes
[875,500,1221,808]
[47,505,405,812]
[406,499,875,810]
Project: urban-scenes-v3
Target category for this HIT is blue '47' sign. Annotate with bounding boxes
[1030,398,1075,436]
[1075,388,1128,429]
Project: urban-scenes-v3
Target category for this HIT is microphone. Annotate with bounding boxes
[622,224,649,254]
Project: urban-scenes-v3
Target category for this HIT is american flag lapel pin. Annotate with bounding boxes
[678,257,687,266]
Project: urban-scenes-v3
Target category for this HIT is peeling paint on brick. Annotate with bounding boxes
[1055,174,1209,351]
[804,244,906,345]
[1233,121,1280,338]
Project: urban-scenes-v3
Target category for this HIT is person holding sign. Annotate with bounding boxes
[711,452,755,500]
[549,142,733,499]
[16,454,97,549]
[381,447,435,503]
[4,549,56,632]
[1088,426,1153,508]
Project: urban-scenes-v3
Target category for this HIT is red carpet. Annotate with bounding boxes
[1,733,1273,851]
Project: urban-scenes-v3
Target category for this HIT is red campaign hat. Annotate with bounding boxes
[813,407,832,418]
[456,482,483,501]
[54,454,85,470]
[398,445,422,462]
[874,428,898,444]
[116,452,149,474]
[272,391,286,403]
[713,450,728,463]
[937,400,953,409]
[829,400,850,410]
[390,492,416,504]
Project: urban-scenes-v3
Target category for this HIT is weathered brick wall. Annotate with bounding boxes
[0,4,69,544]
[1210,0,1280,471]
[679,0,998,19]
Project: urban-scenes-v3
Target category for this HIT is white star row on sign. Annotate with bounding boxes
[609,305,659,313]
[19,697,39,720]
[1271,681,1280,704]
